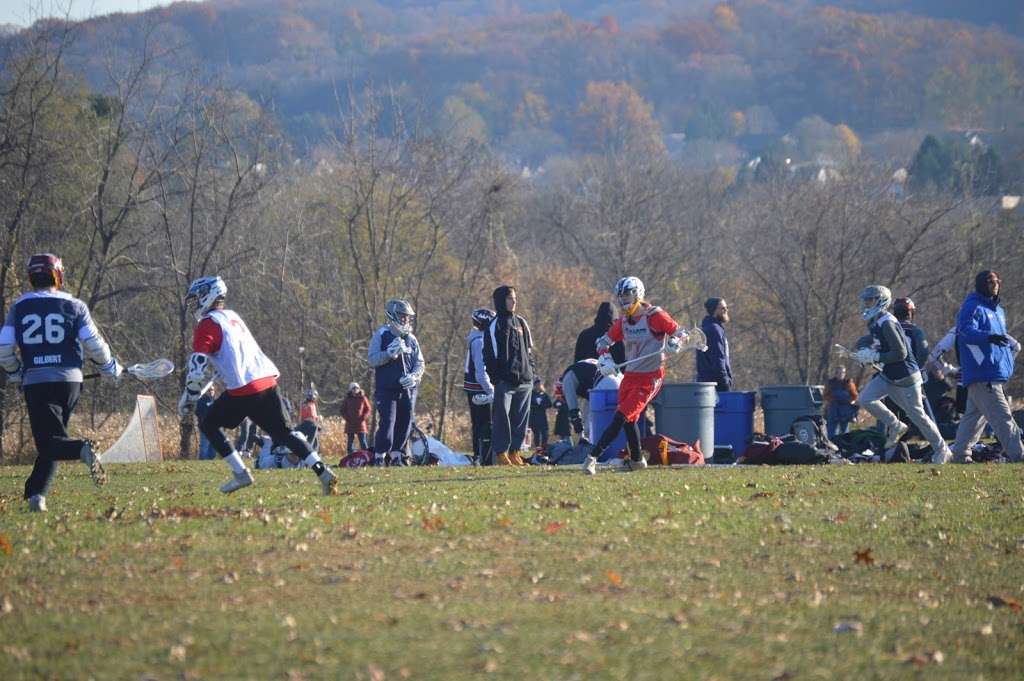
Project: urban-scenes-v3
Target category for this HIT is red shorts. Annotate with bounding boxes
[617,372,663,422]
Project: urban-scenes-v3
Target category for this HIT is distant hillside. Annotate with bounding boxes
[6,0,1023,162]
[809,1,1024,35]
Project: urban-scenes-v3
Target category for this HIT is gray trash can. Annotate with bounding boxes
[760,385,824,436]
[653,383,717,455]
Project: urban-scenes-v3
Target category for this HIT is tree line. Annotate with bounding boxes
[0,22,1019,459]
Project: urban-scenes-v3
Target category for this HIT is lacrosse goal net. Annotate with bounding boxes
[100,395,163,463]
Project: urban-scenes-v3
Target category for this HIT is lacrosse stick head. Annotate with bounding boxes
[684,326,708,352]
[127,358,175,380]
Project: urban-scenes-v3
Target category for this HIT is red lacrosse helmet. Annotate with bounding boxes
[26,253,64,289]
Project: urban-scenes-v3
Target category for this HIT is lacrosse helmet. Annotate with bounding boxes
[892,297,915,321]
[859,284,891,321]
[305,387,319,401]
[27,253,64,289]
[614,276,645,316]
[385,298,415,336]
[185,276,227,322]
[471,307,495,330]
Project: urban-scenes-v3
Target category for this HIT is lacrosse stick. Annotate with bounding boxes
[613,326,708,370]
[85,358,175,380]
[833,344,880,371]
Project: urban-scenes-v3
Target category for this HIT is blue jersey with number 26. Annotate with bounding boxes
[0,290,101,384]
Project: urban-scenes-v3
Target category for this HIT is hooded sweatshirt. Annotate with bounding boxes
[483,285,534,386]
[574,302,626,365]
[957,270,1015,386]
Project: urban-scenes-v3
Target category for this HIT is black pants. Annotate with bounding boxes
[346,432,370,453]
[23,382,87,499]
[529,419,549,447]
[374,389,416,455]
[466,392,492,464]
[200,386,311,461]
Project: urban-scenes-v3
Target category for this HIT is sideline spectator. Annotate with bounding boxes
[463,308,496,465]
[574,302,625,365]
[195,385,217,460]
[341,382,372,454]
[528,378,552,447]
[824,366,858,438]
[483,285,535,466]
[893,298,929,369]
[552,383,571,443]
[951,270,1022,463]
[235,418,260,459]
[298,387,322,452]
[696,297,733,392]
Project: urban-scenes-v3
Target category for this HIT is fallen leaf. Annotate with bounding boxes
[168,644,187,662]
[750,491,774,500]
[367,663,386,681]
[558,500,581,509]
[606,570,623,587]
[0,535,11,555]
[833,620,863,635]
[544,521,566,535]
[907,650,944,666]
[496,518,513,528]
[987,595,1022,612]
[854,548,875,566]
[421,516,444,532]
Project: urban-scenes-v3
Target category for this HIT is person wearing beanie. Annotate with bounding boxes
[951,270,1022,463]
[696,297,733,392]
[482,285,535,465]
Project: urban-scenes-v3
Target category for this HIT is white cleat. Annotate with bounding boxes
[582,455,598,476]
[931,447,953,465]
[80,440,107,487]
[319,467,339,496]
[884,421,908,449]
[28,494,47,512]
[624,456,648,472]
[219,467,254,494]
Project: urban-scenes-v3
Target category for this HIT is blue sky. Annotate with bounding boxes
[0,1,191,27]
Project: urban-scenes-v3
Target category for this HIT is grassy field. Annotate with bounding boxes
[0,461,1022,680]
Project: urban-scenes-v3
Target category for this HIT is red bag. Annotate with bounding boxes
[339,450,373,468]
[739,437,784,465]
[640,435,705,465]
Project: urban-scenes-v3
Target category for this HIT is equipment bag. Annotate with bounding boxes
[339,450,373,468]
[640,435,704,465]
[790,415,837,451]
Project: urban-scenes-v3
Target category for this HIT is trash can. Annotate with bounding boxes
[714,391,756,459]
[760,385,824,437]
[587,388,649,461]
[652,383,717,455]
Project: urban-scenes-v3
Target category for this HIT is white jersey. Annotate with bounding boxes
[200,309,279,391]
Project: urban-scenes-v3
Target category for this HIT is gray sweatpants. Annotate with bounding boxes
[491,380,532,456]
[952,382,1023,462]
[859,375,950,457]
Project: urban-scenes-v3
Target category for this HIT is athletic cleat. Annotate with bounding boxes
[623,456,648,472]
[80,440,107,487]
[582,455,598,476]
[495,452,514,466]
[509,450,526,466]
[219,467,254,494]
[319,467,339,496]
[28,494,47,512]
[884,421,908,449]
[931,448,953,465]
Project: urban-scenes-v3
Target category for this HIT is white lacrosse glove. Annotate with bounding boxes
[665,335,683,354]
[399,374,416,389]
[471,392,493,406]
[100,357,123,381]
[177,390,197,420]
[1009,336,1021,358]
[386,338,404,359]
[853,348,880,365]
[597,353,619,377]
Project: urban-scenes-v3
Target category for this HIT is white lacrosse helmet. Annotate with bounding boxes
[614,276,645,314]
[859,284,892,321]
[385,298,415,336]
[185,276,227,321]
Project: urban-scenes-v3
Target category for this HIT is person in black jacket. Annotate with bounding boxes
[575,302,626,365]
[483,285,535,465]
[528,378,553,447]
[696,297,733,392]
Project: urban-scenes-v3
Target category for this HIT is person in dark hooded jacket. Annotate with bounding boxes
[482,285,535,465]
[696,297,733,391]
[575,302,625,365]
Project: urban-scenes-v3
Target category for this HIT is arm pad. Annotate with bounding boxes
[81,334,112,365]
[184,352,212,396]
[0,343,20,374]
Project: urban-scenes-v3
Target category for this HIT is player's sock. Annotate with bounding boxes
[224,451,247,474]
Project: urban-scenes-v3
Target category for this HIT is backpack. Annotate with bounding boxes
[773,441,830,465]
[790,415,837,451]
[339,450,373,468]
[640,435,704,465]
[831,429,885,456]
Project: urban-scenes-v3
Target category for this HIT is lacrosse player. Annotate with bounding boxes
[178,276,338,495]
[464,308,496,464]
[0,254,122,511]
[368,298,425,466]
[582,276,693,474]
[851,285,953,464]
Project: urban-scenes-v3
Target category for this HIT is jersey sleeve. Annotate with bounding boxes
[192,318,223,354]
[599,319,624,350]
[647,308,679,336]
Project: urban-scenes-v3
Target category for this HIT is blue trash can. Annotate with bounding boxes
[587,388,649,461]
[760,385,824,436]
[652,383,717,456]
[714,391,756,459]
